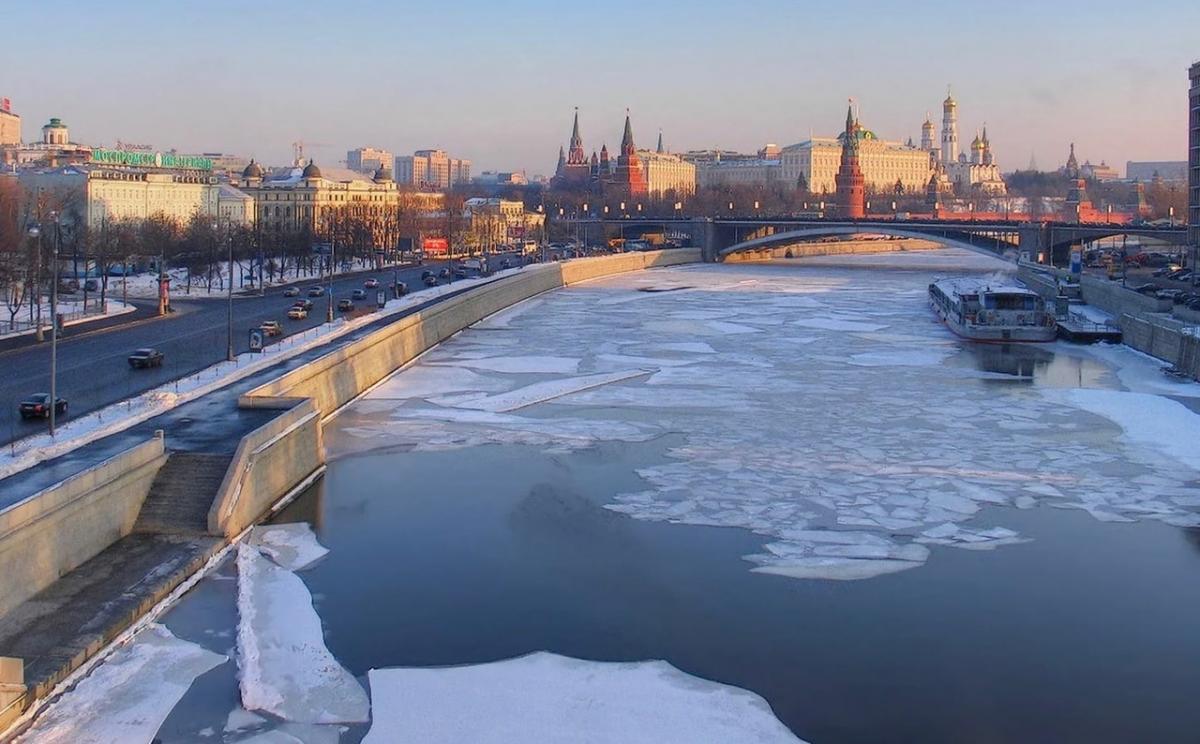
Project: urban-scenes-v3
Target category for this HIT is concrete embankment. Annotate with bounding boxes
[723,238,943,263]
[0,432,166,620]
[1018,263,1200,379]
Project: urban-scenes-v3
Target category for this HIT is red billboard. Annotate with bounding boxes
[422,237,449,255]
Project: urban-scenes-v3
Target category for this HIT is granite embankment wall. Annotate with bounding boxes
[1018,264,1200,378]
[0,433,166,619]
[213,249,702,537]
[723,238,944,263]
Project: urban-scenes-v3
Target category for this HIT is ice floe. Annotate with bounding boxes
[236,545,369,724]
[428,369,651,412]
[361,652,804,743]
[432,355,581,374]
[16,624,225,744]
[249,523,330,571]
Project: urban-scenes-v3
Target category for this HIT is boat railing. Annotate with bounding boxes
[1066,310,1120,332]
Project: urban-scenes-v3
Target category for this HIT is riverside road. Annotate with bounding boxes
[0,257,516,446]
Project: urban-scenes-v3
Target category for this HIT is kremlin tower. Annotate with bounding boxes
[835,104,866,219]
[610,112,649,199]
[551,108,592,189]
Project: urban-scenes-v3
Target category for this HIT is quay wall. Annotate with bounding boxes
[723,238,943,263]
[0,433,166,619]
[1018,264,1200,379]
[208,399,323,538]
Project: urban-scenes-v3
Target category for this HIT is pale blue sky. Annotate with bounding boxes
[2,0,1196,176]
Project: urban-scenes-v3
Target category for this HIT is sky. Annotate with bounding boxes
[2,0,1197,177]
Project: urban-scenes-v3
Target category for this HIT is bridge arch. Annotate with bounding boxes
[717,225,1015,262]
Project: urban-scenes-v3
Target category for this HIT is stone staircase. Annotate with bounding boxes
[134,453,233,535]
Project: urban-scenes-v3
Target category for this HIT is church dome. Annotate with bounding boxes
[242,159,264,178]
[302,160,322,179]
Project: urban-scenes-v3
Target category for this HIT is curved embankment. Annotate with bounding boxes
[722,237,944,263]
[208,249,702,538]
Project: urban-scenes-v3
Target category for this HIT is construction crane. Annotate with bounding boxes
[291,140,332,166]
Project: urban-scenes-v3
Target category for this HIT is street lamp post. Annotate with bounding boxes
[327,232,336,323]
[28,224,43,342]
[226,225,235,361]
[49,217,60,436]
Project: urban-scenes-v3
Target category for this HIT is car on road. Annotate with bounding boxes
[393,281,408,296]
[1153,265,1183,278]
[438,268,451,280]
[287,306,309,319]
[421,270,438,287]
[351,288,367,300]
[260,320,283,337]
[337,298,354,311]
[293,298,314,311]
[282,286,300,297]
[499,258,511,269]
[364,278,379,288]
[19,393,67,420]
[307,286,325,297]
[128,348,165,369]
[453,266,468,278]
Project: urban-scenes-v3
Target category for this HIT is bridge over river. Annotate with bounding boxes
[560,214,1188,263]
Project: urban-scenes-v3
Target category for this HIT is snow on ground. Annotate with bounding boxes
[361,652,804,744]
[0,300,135,341]
[236,545,369,724]
[15,625,224,744]
[116,259,382,300]
[249,523,329,571]
[0,267,526,484]
[335,249,1200,580]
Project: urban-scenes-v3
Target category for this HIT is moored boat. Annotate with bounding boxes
[929,277,1056,343]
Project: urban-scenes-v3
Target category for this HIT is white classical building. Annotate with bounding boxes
[780,132,931,194]
[19,155,220,229]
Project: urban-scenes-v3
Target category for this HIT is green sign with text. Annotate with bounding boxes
[90,148,213,171]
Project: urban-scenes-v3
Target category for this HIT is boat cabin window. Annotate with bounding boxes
[983,293,1038,311]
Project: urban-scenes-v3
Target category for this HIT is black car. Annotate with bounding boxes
[337,298,354,311]
[438,268,451,279]
[351,288,367,300]
[393,281,408,297]
[19,393,67,420]
[453,266,468,278]
[294,298,314,311]
[128,348,165,368]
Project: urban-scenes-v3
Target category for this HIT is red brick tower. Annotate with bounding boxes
[610,112,648,199]
[835,104,866,219]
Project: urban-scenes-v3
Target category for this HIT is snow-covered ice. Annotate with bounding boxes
[236,545,369,724]
[16,624,225,744]
[361,652,804,743]
[1046,389,1200,472]
[249,523,329,571]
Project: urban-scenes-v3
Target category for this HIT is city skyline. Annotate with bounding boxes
[1,0,1197,175]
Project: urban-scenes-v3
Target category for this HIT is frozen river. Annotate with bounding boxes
[24,249,1200,743]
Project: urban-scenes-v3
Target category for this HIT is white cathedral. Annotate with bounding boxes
[919,91,1007,196]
